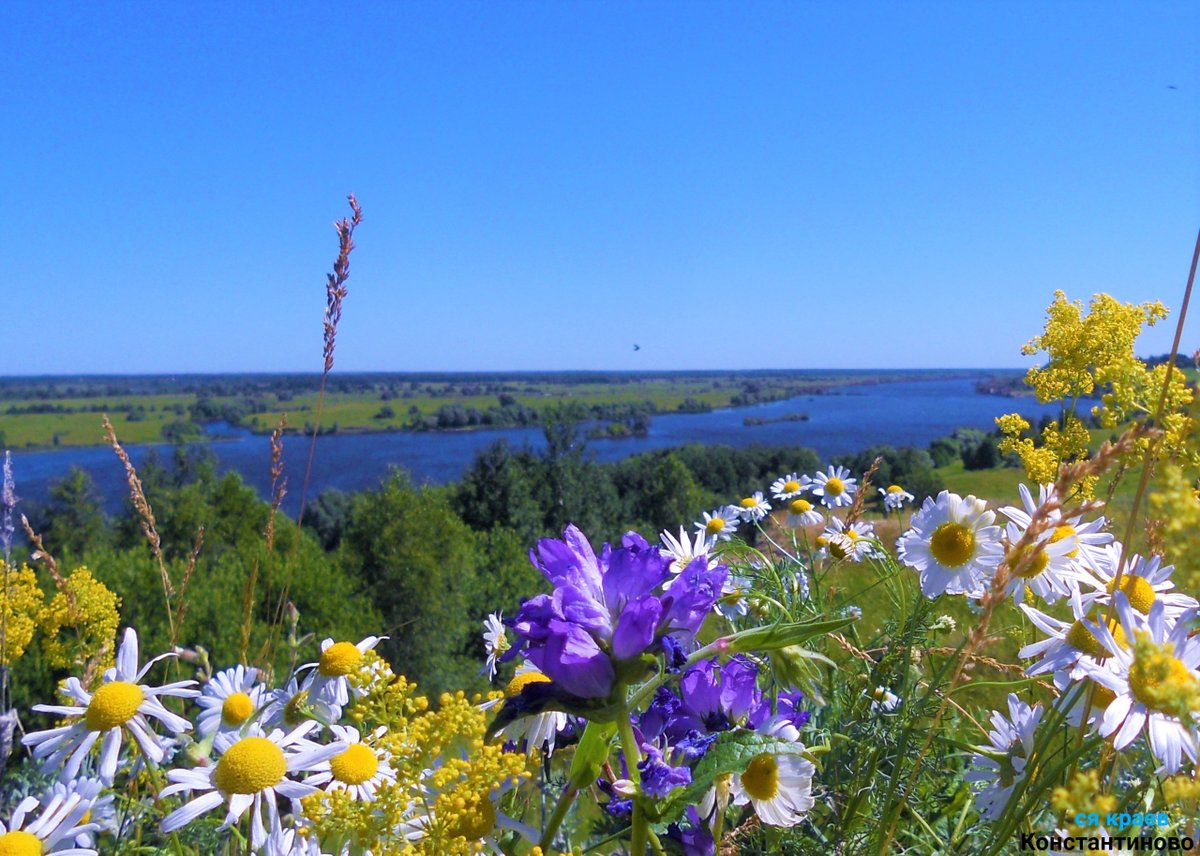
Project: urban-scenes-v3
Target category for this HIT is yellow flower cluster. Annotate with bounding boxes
[1052,770,1117,837]
[998,291,1184,498]
[0,563,45,666]
[38,567,122,673]
[302,656,533,854]
[1148,464,1200,593]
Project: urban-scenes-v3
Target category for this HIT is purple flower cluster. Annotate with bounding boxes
[511,525,728,698]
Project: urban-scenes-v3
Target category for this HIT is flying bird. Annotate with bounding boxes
[633,344,641,352]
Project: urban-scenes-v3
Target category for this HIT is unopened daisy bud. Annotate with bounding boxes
[611,778,637,798]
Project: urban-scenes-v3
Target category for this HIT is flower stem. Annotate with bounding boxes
[538,783,577,852]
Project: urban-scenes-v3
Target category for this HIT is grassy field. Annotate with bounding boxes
[0,371,946,450]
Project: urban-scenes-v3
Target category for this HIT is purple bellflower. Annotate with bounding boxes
[511,525,727,698]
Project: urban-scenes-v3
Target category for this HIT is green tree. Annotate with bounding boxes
[43,467,106,558]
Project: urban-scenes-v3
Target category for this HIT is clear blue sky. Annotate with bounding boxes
[4,2,1197,373]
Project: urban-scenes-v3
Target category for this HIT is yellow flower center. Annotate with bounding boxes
[329,742,379,785]
[1049,524,1079,558]
[827,536,851,561]
[740,497,757,509]
[283,690,311,726]
[720,588,745,605]
[1009,545,1051,579]
[815,535,830,548]
[0,831,43,856]
[1106,575,1157,614]
[872,688,887,701]
[1129,647,1195,715]
[318,642,363,677]
[823,477,845,497]
[887,485,904,494]
[213,736,287,794]
[221,692,255,727]
[1090,681,1116,709]
[447,798,496,841]
[705,517,726,535]
[1066,618,1127,658]
[929,522,976,568]
[741,753,780,801]
[789,499,812,514]
[506,671,552,698]
[85,681,144,731]
[783,480,801,494]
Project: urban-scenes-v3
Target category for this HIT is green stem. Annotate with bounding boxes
[538,783,577,852]
[630,802,648,856]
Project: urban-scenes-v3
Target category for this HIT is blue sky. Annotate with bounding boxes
[4,2,1197,373]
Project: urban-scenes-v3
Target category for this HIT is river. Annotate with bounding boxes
[6,376,1068,514]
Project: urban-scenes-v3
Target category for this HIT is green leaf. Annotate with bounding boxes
[649,730,808,824]
[568,721,617,789]
[725,615,857,654]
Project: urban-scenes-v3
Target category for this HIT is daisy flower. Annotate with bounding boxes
[809,466,856,509]
[736,492,772,523]
[1080,597,1200,774]
[23,628,197,783]
[160,722,345,850]
[260,676,343,733]
[305,724,396,802]
[785,498,823,528]
[1019,588,1126,690]
[964,693,1043,820]
[770,473,810,501]
[868,687,901,712]
[263,824,329,855]
[481,613,509,681]
[820,518,880,563]
[729,717,815,827]
[300,636,383,707]
[1001,521,1093,606]
[879,484,915,512]
[1000,483,1112,572]
[493,664,570,756]
[660,527,714,577]
[896,491,1004,598]
[716,574,754,621]
[197,665,263,739]
[1079,546,1198,621]
[695,506,739,541]
[0,778,102,856]
[40,778,114,848]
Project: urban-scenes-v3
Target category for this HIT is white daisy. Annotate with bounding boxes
[1019,588,1126,691]
[964,693,1044,820]
[809,466,856,509]
[263,824,330,855]
[1001,521,1093,606]
[770,473,810,501]
[0,778,102,855]
[729,717,815,827]
[695,506,740,541]
[260,676,343,733]
[23,628,198,783]
[493,664,569,756]
[736,492,772,523]
[300,636,383,707]
[820,518,881,563]
[1000,483,1112,572]
[660,527,714,577]
[896,491,1004,598]
[879,484,915,512]
[197,665,263,739]
[305,724,396,802]
[785,498,823,528]
[1079,596,1200,774]
[1079,546,1198,621]
[868,687,901,712]
[40,778,114,848]
[716,574,754,621]
[481,613,509,682]
[160,722,345,850]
